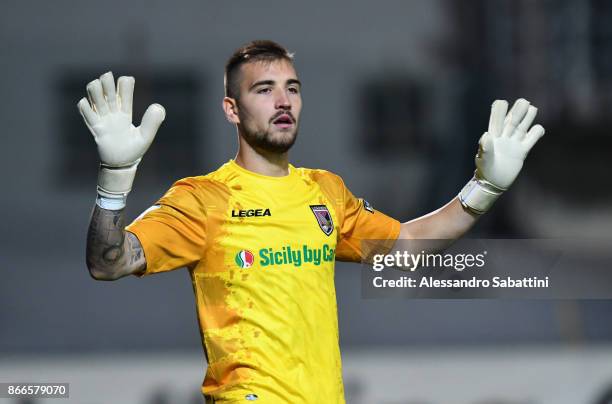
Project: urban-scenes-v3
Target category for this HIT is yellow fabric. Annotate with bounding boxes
[126,160,400,403]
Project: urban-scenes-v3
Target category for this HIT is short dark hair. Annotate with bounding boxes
[224,40,294,99]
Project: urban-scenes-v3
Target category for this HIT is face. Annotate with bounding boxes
[226,59,302,154]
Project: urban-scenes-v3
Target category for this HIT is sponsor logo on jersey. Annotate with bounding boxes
[231,208,271,217]
[309,205,334,236]
[259,244,335,267]
[362,199,374,213]
[235,244,335,269]
[235,250,255,268]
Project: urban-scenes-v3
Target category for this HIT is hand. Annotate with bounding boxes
[77,72,165,199]
[78,72,165,167]
[475,98,545,190]
[458,98,545,214]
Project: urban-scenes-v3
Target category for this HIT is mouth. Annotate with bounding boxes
[271,113,295,129]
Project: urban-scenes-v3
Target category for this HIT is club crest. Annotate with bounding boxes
[310,205,334,236]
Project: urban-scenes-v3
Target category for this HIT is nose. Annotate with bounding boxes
[275,89,291,110]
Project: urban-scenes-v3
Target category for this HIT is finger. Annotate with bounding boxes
[77,97,99,128]
[139,103,166,142]
[86,79,110,116]
[117,76,135,116]
[517,105,538,136]
[502,98,530,137]
[478,131,493,154]
[505,98,530,122]
[488,100,508,137]
[523,124,545,150]
[100,71,118,113]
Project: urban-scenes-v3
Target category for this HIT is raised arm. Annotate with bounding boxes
[393,98,545,250]
[86,205,145,280]
[78,72,165,280]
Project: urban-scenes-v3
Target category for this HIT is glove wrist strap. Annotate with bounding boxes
[95,161,140,210]
[97,162,139,195]
[458,175,504,215]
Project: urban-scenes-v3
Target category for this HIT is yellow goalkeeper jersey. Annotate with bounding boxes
[126,160,400,403]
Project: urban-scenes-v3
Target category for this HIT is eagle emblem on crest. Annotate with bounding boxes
[309,205,334,236]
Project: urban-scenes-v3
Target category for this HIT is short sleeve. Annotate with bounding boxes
[125,178,207,276]
[335,179,401,262]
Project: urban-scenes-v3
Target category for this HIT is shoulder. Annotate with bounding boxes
[293,166,348,200]
[294,166,346,187]
[161,165,234,203]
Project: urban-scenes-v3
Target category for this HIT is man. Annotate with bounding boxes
[79,40,545,403]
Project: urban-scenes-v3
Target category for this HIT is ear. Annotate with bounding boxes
[222,97,240,124]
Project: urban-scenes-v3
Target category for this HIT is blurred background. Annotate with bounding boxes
[2,0,612,403]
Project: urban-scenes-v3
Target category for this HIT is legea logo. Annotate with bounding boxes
[235,250,255,268]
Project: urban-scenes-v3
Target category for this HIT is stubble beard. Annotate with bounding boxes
[241,122,299,154]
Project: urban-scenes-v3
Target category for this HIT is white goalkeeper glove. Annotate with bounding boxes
[458,98,545,214]
[77,72,165,209]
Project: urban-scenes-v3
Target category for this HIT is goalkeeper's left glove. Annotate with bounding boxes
[459,98,545,214]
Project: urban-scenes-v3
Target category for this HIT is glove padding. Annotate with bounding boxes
[77,71,165,198]
[459,98,545,214]
[476,98,545,190]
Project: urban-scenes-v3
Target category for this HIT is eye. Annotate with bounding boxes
[257,87,272,94]
[288,86,300,94]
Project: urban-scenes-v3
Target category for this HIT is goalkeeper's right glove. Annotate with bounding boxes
[77,72,165,209]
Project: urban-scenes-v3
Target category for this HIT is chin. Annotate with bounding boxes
[269,129,297,142]
[263,133,298,153]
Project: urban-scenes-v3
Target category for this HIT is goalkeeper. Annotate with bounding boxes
[80,40,545,403]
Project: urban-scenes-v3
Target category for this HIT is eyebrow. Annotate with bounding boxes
[249,79,302,91]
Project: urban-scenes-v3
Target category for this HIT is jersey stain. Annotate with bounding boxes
[197,275,242,329]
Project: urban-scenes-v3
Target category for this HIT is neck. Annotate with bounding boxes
[234,136,290,177]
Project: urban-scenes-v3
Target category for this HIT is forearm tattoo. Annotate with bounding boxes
[86,205,146,279]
